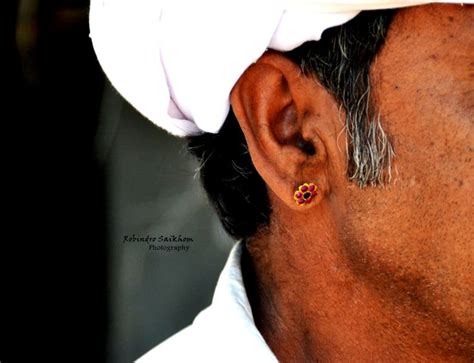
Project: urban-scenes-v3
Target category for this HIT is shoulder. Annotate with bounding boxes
[135,296,277,363]
[135,307,221,363]
[135,324,196,363]
[135,242,277,362]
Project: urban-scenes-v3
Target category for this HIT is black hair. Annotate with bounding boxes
[187,10,396,240]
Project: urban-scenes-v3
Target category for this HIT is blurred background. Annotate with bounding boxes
[4,1,233,362]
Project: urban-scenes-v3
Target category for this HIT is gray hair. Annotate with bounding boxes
[187,10,397,240]
[290,10,396,187]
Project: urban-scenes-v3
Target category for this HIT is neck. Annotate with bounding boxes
[241,203,471,362]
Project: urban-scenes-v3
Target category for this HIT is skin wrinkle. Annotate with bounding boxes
[340,229,473,354]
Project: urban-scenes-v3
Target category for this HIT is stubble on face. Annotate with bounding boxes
[339,4,474,355]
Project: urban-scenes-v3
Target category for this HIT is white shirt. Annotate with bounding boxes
[136,241,278,363]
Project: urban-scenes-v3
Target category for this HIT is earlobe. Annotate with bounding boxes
[230,51,338,211]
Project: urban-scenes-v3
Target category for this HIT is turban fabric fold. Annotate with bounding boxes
[89,0,472,136]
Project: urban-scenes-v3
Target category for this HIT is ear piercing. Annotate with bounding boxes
[294,182,318,206]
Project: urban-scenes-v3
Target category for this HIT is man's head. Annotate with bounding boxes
[188,9,396,238]
[90,1,473,357]
[189,4,473,355]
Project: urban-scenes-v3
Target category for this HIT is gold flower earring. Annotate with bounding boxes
[293,182,318,206]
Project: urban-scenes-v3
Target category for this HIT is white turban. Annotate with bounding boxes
[89,0,471,136]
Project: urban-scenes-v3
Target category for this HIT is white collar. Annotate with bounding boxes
[136,241,278,362]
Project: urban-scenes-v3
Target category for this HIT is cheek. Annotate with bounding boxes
[340,124,474,336]
[339,4,474,333]
[388,107,473,245]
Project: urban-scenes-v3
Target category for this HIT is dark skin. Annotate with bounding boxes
[230,5,473,362]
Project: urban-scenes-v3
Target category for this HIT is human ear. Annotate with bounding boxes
[230,51,345,210]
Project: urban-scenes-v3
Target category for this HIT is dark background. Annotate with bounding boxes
[4,1,232,362]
